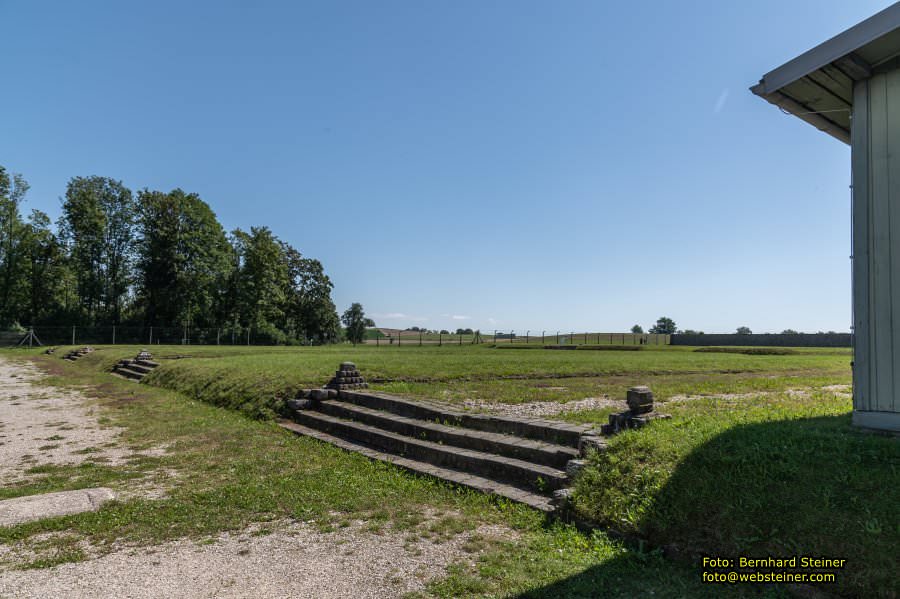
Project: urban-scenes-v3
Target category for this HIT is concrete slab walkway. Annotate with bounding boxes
[0,488,115,527]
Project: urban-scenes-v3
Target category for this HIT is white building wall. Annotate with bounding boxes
[851,68,900,431]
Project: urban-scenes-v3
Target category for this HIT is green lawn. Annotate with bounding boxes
[54,343,851,419]
[0,351,768,598]
[4,344,893,598]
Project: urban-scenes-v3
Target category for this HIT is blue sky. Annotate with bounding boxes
[1,1,891,333]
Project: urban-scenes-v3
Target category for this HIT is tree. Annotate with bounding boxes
[630,324,643,334]
[736,326,752,335]
[439,329,449,335]
[649,316,677,335]
[136,189,233,328]
[229,227,290,341]
[781,329,799,335]
[0,167,30,326]
[680,329,703,335]
[23,210,71,324]
[281,245,341,344]
[59,176,135,324]
[342,303,367,345]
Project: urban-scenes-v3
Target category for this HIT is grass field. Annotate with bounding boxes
[56,343,851,419]
[4,343,896,597]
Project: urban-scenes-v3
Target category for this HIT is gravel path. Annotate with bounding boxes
[0,519,507,598]
[0,358,163,486]
[463,395,624,418]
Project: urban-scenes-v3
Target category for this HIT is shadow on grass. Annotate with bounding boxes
[507,553,784,598]
[546,412,900,598]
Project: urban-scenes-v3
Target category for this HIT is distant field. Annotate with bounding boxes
[365,331,669,345]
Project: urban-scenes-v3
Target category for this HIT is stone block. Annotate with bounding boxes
[286,398,315,411]
[578,434,607,455]
[565,459,587,478]
[309,389,329,401]
[552,488,573,505]
[340,362,356,371]
[608,412,628,427]
[626,386,654,414]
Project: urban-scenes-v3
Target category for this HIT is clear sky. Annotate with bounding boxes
[2,1,892,334]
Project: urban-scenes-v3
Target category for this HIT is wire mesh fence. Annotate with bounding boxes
[2,325,672,348]
[366,329,670,347]
[13,325,301,347]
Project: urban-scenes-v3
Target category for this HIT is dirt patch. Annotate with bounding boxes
[666,385,853,405]
[463,396,624,418]
[665,391,769,404]
[0,518,513,598]
[0,358,166,486]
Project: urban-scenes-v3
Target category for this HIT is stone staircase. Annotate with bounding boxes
[282,391,594,511]
[279,363,609,512]
[112,350,159,382]
[63,347,94,362]
[280,364,669,513]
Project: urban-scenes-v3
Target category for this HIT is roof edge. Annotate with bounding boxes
[750,84,851,144]
[763,2,900,93]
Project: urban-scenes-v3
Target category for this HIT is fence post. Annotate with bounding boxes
[541,331,545,344]
[459,333,462,346]
[72,326,76,345]
[149,326,153,345]
[419,332,422,346]
[217,328,221,345]
[510,330,514,343]
[493,330,497,343]
[526,330,529,344]
[247,328,250,346]
[377,334,380,347]
[112,325,116,345]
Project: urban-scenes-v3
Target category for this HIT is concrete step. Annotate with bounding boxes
[113,367,145,381]
[126,362,156,375]
[339,391,591,448]
[290,409,568,493]
[133,359,159,368]
[317,400,579,469]
[110,371,139,382]
[278,419,554,512]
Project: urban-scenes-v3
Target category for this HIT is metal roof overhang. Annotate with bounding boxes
[751,2,900,145]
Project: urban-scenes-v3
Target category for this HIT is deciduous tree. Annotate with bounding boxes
[342,302,367,345]
[649,316,677,335]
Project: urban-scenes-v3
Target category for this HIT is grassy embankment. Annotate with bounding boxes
[0,350,762,598]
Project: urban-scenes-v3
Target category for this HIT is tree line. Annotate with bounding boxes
[633,318,842,336]
[0,166,344,344]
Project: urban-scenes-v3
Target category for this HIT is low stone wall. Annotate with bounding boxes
[670,333,851,348]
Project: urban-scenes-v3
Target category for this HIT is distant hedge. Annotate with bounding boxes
[671,333,851,348]
[694,347,796,355]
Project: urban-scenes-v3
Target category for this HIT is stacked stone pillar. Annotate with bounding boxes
[325,362,368,391]
[601,386,669,435]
